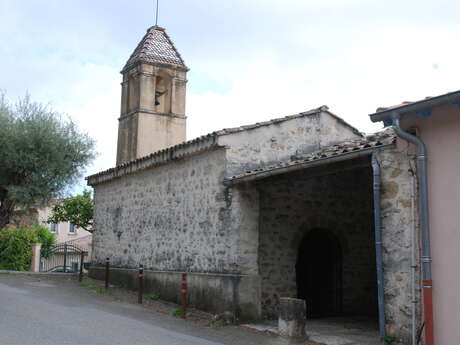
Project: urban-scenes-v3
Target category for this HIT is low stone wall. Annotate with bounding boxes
[89,266,261,321]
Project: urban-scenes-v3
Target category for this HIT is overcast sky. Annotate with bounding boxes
[1,0,460,192]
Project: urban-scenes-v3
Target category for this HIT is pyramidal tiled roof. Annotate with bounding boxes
[122,26,188,72]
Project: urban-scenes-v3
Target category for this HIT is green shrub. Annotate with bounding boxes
[0,225,56,271]
[35,225,56,258]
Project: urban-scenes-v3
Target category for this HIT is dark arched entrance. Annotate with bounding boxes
[296,229,342,318]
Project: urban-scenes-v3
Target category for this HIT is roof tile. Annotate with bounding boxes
[123,26,187,71]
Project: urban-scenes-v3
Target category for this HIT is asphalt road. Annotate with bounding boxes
[0,274,240,345]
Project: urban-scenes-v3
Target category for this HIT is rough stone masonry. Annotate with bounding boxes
[87,108,363,320]
[87,25,421,344]
[88,113,419,344]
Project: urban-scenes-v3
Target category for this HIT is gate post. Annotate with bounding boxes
[30,243,42,272]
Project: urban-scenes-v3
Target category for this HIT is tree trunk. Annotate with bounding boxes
[0,206,10,229]
[0,199,14,230]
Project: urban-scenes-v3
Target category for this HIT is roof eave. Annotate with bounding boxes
[121,59,189,74]
[369,90,460,123]
[86,134,220,186]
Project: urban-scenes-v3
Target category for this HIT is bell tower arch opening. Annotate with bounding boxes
[155,72,172,113]
[296,229,343,318]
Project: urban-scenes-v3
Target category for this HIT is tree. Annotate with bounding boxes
[48,190,93,232]
[0,93,95,229]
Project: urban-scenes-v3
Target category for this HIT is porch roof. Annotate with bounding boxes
[224,129,396,185]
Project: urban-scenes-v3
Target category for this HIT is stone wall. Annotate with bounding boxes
[378,144,420,344]
[90,266,261,321]
[89,110,384,322]
[257,158,377,318]
[219,110,362,177]
[91,147,262,318]
[92,148,236,273]
[227,183,260,275]
[94,111,363,274]
[255,146,419,344]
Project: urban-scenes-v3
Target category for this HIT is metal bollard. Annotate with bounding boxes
[138,264,144,304]
[180,273,188,319]
[79,252,85,282]
[105,257,110,290]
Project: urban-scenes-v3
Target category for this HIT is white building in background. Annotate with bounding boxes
[38,207,92,258]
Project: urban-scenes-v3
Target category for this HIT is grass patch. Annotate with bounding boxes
[381,336,396,345]
[146,292,160,301]
[170,307,182,317]
[80,281,111,295]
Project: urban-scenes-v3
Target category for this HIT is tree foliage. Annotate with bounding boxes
[0,93,95,228]
[48,190,93,232]
[0,225,56,271]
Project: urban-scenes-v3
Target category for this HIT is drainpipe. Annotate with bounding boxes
[392,115,434,345]
[372,151,386,344]
[410,168,417,345]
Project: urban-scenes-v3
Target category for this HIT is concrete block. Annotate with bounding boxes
[278,297,306,338]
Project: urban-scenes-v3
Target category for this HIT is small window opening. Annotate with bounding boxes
[69,223,77,234]
[48,223,57,233]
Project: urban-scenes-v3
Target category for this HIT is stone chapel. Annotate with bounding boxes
[87,25,423,344]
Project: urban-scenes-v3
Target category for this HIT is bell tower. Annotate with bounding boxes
[116,26,188,165]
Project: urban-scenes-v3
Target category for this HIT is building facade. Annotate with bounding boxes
[86,25,460,345]
[38,206,92,255]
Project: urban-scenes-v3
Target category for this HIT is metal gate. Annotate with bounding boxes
[40,243,87,273]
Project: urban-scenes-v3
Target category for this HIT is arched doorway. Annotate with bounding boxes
[296,229,343,318]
